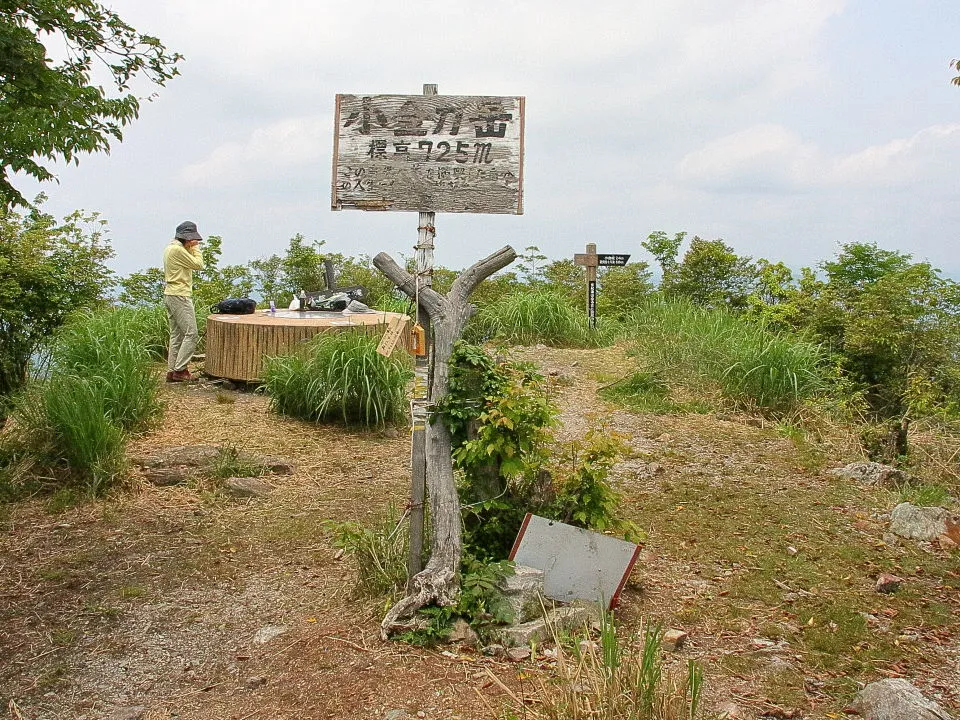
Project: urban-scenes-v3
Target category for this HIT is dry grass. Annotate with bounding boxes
[2,356,959,720]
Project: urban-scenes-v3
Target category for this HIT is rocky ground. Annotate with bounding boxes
[1,345,957,720]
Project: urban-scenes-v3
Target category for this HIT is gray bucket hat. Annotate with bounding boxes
[175,220,203,241]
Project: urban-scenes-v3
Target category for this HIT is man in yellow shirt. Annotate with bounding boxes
[163,221,206,382]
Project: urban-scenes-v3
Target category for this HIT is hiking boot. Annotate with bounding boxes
[165,370,177,383]
[168,369,196,383]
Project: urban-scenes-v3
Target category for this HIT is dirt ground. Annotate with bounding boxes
[1,346,957,720]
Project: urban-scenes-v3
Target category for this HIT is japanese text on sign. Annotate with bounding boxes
[332,94,525,215]
[597,254,630,267]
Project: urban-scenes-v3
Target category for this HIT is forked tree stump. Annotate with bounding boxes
[205,310,409,382]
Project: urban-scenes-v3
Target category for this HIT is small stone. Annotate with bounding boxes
[881,533,900,547]
[449,618,478,647]
[223,476,273,497]
[141,467,196,486]
[255,455,296,475]
[938,534,958,550]
[220,380,237,391]
[385,711,410,720]
[333,548,345,560]
[786,546,798,556]
[717,701,744,718]
[244,676,266,689]
[382,427,400,439]
[253,624,290,644]
[647,462,663,474]
[662,629,688,651]
[507,647,531,662]
[108,708,146,720]
[875,573,904,593]
[578,639,599,655]
[481,644,505,657]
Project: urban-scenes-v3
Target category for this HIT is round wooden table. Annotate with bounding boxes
[205,309,408,382]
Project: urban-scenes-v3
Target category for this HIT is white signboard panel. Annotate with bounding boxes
[332,94,524,214]
[509,514,641,609]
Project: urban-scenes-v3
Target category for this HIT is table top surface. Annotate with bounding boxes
[206,310,407,327]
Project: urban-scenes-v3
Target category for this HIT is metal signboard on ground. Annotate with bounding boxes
[332,94,525,214]
[509,514,641,609]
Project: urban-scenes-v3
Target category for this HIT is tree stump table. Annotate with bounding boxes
[205,310,408,382]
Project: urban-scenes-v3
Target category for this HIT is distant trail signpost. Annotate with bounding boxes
[574,244,630,328]
[331,85,524,638]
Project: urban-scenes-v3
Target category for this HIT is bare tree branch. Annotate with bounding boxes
[450,246,518,307]
[373,252,444,316]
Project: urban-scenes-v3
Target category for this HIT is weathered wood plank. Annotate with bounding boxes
[332,94,525,215]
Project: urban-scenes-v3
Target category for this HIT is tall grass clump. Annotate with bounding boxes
[3,308,163,495]
[621,296,828,414]
[262,332,412,428]
[326,503,409,599]
[467,290,613,348]
[491,613,703,720]
[53,308,163,430]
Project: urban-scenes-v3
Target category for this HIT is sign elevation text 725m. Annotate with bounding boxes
[332,94,525,214]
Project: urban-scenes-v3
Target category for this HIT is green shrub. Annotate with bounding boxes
[467,290,611,348]
[438,344,637,560]
[621,296,828,414]
[263,332,412,428]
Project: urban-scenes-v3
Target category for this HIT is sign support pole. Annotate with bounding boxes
[407,82,437,586]
[585,242,597,329]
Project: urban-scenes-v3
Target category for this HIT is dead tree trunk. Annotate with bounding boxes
[373,245,516,638]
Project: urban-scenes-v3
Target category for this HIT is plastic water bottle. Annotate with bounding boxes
[269,300,276,313]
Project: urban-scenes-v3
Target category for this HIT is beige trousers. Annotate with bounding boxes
[164,295,199,372]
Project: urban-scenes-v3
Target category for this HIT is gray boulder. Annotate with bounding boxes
[830,462,906,487]
[890,503,959,542]
[499,565,545,624]
[502,604,598,647]
[849,678,954,719]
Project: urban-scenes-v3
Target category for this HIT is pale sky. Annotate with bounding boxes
[17,0,960,279]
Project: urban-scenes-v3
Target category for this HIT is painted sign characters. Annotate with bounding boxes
[332,94,525,215]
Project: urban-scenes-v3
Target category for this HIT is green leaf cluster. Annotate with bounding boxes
[1,1,181,206]
[437,343,637,560]
[0,200,113,415]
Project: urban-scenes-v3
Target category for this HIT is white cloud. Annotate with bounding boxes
[179,116,330,186]
[678,122,960,192]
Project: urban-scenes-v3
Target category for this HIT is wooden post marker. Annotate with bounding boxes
[574,245,630,328]
[332,81,525,636]
[406,82,438,585]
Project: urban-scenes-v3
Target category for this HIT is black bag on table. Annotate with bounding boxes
[210,298,257,314]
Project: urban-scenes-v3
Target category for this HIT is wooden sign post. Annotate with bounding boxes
[574,245,630,328]
[332,84,524,637]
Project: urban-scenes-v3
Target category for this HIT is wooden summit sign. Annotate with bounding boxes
[332,94,525,214]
